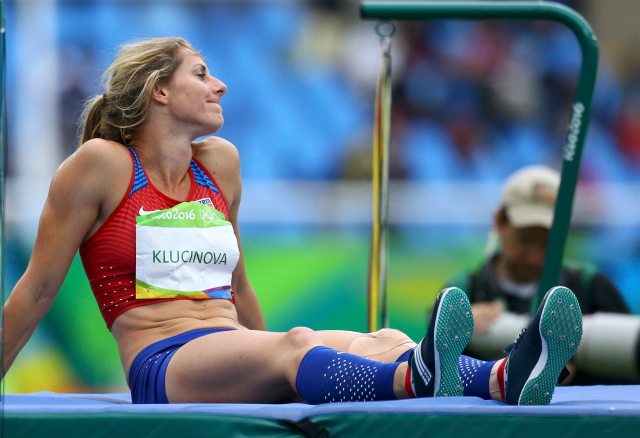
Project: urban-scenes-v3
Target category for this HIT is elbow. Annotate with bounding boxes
[36,294,56,311]
[14,267,60,315]
[34,291,56,314]
[28,283,57,316]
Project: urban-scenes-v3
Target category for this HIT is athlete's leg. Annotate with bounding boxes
[457,355,504,401]
[165,287,478,404]
[164,327,410,403]
[315,328,416,362]
[165,328,301,403]
[302,289,475,404]
[318,287,476,398]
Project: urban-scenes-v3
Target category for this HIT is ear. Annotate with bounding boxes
[151,83,169,105]
[492,210,508,250]
[494,209,507,233]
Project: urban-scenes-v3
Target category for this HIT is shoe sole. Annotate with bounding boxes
[433,287,474,397]
[517,286,583,405]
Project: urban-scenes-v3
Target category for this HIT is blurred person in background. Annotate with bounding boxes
[445,165,636,384]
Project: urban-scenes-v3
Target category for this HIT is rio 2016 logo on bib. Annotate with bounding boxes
[200,208,221,225]
[136,201,227,228]
[155,208,196,221]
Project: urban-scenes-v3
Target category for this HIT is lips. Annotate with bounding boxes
[205,101,222,114]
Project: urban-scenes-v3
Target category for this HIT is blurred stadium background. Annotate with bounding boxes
[2,0,640,393]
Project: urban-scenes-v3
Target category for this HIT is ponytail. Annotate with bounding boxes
[79,94,108,146]
[79,93,130,146]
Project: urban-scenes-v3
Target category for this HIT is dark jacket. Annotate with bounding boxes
[448,254,630,316]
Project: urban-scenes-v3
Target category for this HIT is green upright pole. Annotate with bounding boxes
[0,0,6,413]
[360,1,599,313]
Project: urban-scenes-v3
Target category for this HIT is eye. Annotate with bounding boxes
[196,72,206,80]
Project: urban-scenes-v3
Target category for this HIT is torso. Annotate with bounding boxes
[468,255,587,314]
[78,138,244,377]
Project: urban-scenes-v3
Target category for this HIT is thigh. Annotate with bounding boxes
[316,329,416,362]
[164,329,314,403]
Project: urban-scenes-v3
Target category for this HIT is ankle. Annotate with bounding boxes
[394,362,413,399]
[489,358,508,401]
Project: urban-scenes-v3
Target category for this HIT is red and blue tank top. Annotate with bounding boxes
[79,147,233,329]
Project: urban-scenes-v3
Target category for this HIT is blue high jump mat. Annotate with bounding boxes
[3,386,640,437]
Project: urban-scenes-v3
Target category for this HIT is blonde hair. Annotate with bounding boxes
[79,37,199,146]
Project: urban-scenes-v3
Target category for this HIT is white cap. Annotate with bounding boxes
[501,165,560,228]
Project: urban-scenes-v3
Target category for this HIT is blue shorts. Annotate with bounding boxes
[128,327,235,404]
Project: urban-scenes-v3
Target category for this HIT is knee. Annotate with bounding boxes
[284,327,322,354]
[371,328,411,342]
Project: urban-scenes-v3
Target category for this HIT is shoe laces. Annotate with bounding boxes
[504,328,570,385]
[504,328,527,354]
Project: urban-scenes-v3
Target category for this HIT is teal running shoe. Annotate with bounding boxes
[504,286,583,405]
[409,287,474,397]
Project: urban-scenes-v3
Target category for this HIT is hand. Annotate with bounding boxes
[471,301,504,333]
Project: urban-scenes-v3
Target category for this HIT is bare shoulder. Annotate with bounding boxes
[64,139,131,174]
[53,139,132,204]
[192,136,240,171]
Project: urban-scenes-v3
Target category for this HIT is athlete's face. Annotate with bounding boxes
[498,222,548,284]
[160,49,227,137]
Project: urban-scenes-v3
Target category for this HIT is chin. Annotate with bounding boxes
[517,273,541,284]
[508,265,540,284]
[209,115,224,131]
[196,121,223,137]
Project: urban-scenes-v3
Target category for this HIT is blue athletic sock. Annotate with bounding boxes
[395,349,412,363]
[458,355,496,399]
[296,346,400,404]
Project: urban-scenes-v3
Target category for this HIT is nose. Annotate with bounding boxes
[211,76,227,96]
[524,244,546,269]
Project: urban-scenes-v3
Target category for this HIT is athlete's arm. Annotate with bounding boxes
[194,137,266,330]
[1,140,120,377]
[228,192,266,330]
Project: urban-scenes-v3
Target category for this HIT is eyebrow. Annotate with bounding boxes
[194,63,208,72]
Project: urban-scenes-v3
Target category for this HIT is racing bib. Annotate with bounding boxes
[135,201,239,299]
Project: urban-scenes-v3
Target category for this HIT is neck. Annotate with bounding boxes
[132,122,194,194]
